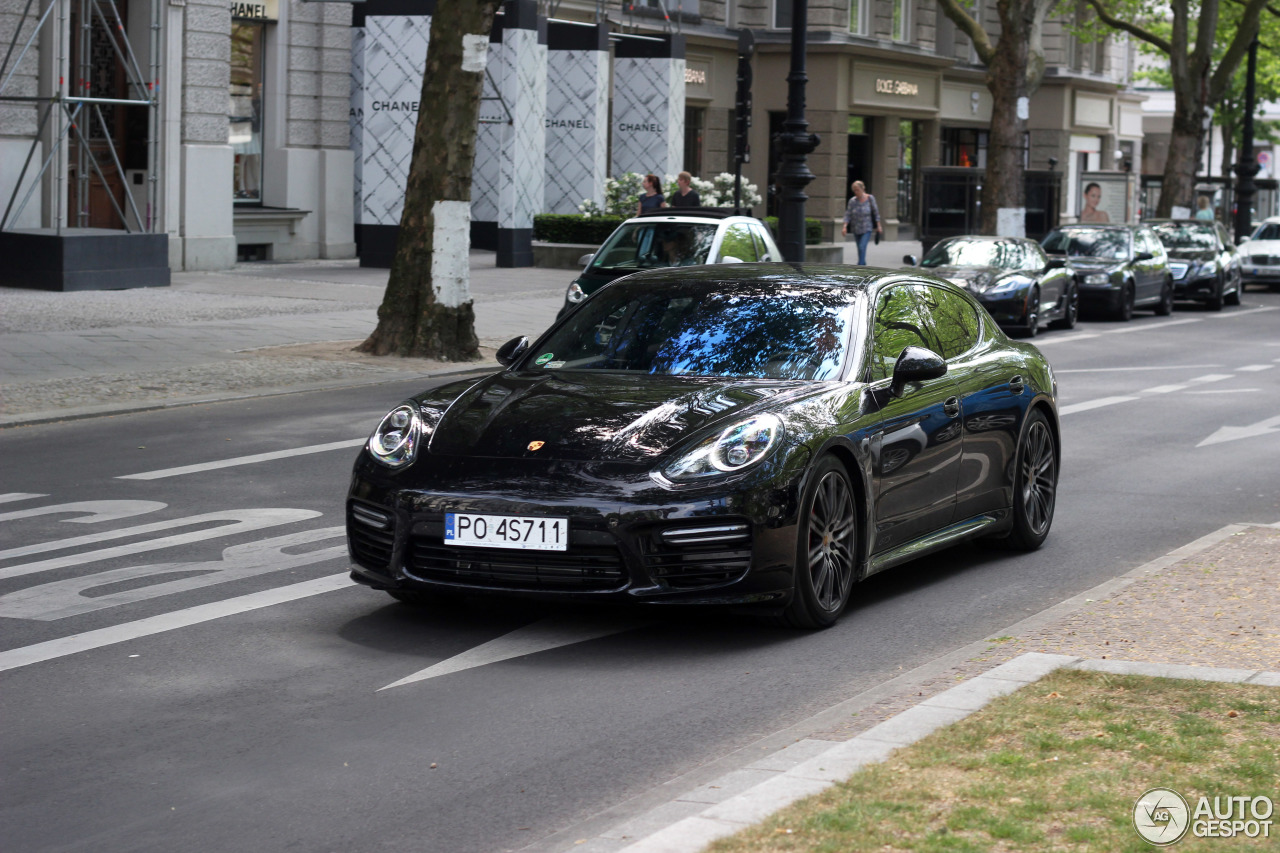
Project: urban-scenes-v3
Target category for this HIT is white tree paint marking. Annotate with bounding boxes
[0,500,166,525]
[1197,414,1280,447]
[0,508,321,579]
[0,573,352,674]
[0,526,347,620]
[0,493,48,505]
[379,617,648,691]
[118,439,366,480]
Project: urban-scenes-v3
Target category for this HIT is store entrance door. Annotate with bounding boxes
[847,116,873,197]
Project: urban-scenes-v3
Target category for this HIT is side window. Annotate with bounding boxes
[718,224,759,262]
[750,224,771,260]
[1028,243,1049,270]
[869,285,934,381]
[1216,223,1231,250]
[929,286,981,359]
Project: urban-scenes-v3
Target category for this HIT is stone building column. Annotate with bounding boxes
[611,34,685,179]
[544,20,608,215]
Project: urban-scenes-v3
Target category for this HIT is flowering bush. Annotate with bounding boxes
[579,172,762,217]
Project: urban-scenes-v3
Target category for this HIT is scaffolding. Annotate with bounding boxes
[0,0,161,233]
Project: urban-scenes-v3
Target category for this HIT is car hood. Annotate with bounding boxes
[424,371,810,463]
[1166,249,1216,262]
[1242,239,1280,257]
[1066,258,1125,273]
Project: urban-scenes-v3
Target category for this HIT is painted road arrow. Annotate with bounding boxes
[1197,414,1280,447]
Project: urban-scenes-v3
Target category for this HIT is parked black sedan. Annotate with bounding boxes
[1040,224,1174,321]
[904,235,1076,337]
[1147,219,1242,310]
[347,266,1060,628]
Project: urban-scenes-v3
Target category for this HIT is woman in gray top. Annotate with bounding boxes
[841,180,882,265]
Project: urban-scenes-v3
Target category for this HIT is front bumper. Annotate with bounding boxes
[1241,266,1280,285]
[974,291,1030,326]
[346,453,803,606]
[1173,270,1219,300]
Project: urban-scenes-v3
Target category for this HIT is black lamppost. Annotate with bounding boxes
[774,0,820,262]
[1234,36,1260,243]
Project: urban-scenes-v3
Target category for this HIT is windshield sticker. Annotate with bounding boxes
[535,352,555,366]
[544,361,565,369]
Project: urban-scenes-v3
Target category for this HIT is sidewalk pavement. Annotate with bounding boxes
[4,240,1274,853]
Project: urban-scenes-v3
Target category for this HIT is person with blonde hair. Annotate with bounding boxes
[841,180,882,265]
[668,171,700,208]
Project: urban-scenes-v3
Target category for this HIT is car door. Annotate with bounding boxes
[865,283,964,554]
[1136,228,1165,301]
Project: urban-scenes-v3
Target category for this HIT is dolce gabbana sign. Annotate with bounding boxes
[231,0,277,20]
[876,78,919,96]
[852,65,939,112]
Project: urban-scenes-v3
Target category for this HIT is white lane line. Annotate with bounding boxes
[0,500,166,525]
[1186,388,1259,395]
[1054,365,1221,373]
[1188,374,1235,384]
[0,573,351,674]
[1057,396,1140,416]
[380,616,649,691]
[1144,385,1188,394]
[0,493,48,505]
[118,438,366,480]
[1206,305,1279,319]
[1031,333,1100,346]
[1105,318,1202,334]
[1237,364,1275,372]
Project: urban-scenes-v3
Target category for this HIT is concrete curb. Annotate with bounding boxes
[529,520,1280,853]
[599,654,1280,853]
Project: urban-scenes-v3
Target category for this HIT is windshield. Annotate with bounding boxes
[589,222,718,271]
[922,239,1021,270]
[1152,223,1217,251]
[1041,228,1130,261]
[529,281,858,380]
[1251,222,1280,241]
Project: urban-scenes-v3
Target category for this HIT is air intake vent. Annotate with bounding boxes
[407,539,626,591]
[347,502,395,570]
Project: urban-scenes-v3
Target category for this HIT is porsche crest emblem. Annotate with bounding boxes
[527,441,545,452]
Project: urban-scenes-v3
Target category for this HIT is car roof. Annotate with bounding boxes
[939,234,1037,244]
[629,210,764,226]
[604,262,950,295]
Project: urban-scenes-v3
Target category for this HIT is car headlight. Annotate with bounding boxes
[1200,261,1218,276]
[566,281,586,304]
[367,403,423,469]
[657,414,783,484]
[1083,272,1110,285]
[985,277,1021,294]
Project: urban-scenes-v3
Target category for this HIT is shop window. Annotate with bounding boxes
[849,0,867,35]
[942,127,987,168]
[684,106,705,178]
[773,0,791,29]
[230,22,265,204]
[893,0,912,42]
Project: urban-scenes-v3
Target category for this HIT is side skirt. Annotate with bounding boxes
[866,510,1011,577]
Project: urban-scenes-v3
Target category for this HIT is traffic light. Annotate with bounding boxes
[734,29,754,165]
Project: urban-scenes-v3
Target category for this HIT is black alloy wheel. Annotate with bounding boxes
[1206,274,1225,311]
[1003,410,1057,551]
[778,456,857,629]
[1049,286,1079,330]
[1113,282,1135,322]
[1018,287,1040,338]
[1154,279,1174,316]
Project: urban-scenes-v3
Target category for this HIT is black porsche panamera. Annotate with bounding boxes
[346,265,1060,628]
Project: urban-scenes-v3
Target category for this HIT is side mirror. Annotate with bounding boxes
[890,346,946,398]
[1238,235,1250,246]
[495,336,530,367]
[577,253,595,268]
[1135,251,1154,261]
[903,254,918,266]
[1045,256,1066,269]
[719,256,745,264]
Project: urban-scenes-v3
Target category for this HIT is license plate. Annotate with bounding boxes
[444,512,568,551]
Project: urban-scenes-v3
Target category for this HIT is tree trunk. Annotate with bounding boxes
[981,0,1032,236]
[1158,101,1207,218]
[359,0,503,359]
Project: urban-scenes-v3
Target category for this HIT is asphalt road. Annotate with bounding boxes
[2,290,1278,853]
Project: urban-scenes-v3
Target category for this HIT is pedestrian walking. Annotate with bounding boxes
[841,180,882,265]
[637,174,664,215]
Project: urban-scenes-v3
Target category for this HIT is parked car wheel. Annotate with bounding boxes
[1206,275,1225,311]
[1002,410,1057,551]
[1154,279,1174,316]
[1016,288,1040,338]
[1225,274,1242,306]
[1049,286,1079,330]
[1113,282,1135,322]
[776,456,857,629]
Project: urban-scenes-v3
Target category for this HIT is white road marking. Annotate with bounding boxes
[1205,305,1279,319]
[0,493,47,505]
[1237,364,1275,372]
[1105,318,1202,334]
[0,508,320,579]
[1185,388,1259,394]
[0,500,166,525]
[1032,333,1100,346]
[379,616,648,691]
[1057,396,1140,416]
[1198,414,1280,447]
[1188,374,1235,384]
[1143,385,1187,394]
[118,438,366,480]
[0,527,347,620]
[0,573,352,674]
[1054,365,1221,373]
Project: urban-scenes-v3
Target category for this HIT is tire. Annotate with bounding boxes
[1113,282,1135,322]
[1002,410,1057,551]
[1154,279,1174,316]
[1224,273,1242,306]
[1206,274,1225,311]
[1017,288,1040,338]
[776,456,858,629]
[1049,286,1079,330]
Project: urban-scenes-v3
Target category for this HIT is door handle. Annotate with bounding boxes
[1009,375,1025,394]
[943,396,960,418]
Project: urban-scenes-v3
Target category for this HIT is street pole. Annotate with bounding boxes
[773,0,820,263]
[1233,36,1259,244]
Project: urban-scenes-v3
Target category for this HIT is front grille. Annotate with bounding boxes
[643,522,753,590]
[1251,254,1280,266]
[347,502,395,570]
[1168,262,1189,280]
[407,538,625,591]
